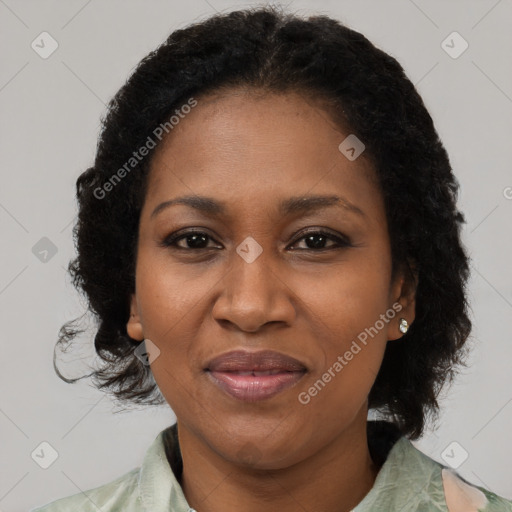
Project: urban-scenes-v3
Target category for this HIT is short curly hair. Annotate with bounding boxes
[56,6,472,440]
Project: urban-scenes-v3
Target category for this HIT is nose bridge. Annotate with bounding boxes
[212,235,293,330]
[230,235,275,305]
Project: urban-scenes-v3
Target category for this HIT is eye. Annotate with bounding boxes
[288,230,352,251]
[160,230,221,250]
[160,229,352,252]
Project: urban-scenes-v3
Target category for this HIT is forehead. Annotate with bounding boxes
[144,89,383,223]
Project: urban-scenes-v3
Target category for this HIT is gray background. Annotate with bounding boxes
[0,0,511,510]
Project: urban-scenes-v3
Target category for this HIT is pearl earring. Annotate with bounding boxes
[399,318,409,334]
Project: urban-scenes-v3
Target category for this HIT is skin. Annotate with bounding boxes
[127,88,417,512]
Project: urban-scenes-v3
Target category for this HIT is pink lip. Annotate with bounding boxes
[204,349,307,402]
[207,370,306,401]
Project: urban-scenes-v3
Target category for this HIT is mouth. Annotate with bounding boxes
[206,369,307,402]
[204,350,307,402]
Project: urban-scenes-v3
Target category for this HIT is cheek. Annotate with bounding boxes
[134,258,207,397]
[135,252,209,336]
[296,250,392,398]
[294,297,389,438]
[302,249,392,338]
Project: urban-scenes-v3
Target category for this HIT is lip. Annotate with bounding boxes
[205,350,307,402]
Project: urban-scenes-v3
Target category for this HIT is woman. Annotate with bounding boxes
[32,6,512,512]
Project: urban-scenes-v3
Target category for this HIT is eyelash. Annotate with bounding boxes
[160,229,352,252]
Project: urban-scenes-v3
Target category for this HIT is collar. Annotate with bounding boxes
[137,423,191,511]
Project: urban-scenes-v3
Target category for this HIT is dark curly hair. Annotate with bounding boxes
[56,5,472,440]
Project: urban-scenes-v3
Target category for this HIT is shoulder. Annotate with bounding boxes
[440,466,512,512]
[356,431,512,512]
[397,437,512,512]
[29,467,142,511]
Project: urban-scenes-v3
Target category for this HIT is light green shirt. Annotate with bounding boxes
[31,422,512,511]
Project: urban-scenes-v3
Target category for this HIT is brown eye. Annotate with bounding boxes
[288,231,352,251]
[161,230,220,250]
[160,229,352,252]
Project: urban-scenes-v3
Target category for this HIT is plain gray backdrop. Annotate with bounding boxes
[0,1,511,511]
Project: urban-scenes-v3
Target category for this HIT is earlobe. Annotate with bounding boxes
[388,263,418,341]
[126,294,144,341]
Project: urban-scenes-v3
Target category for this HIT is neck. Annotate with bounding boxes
[178,408,380,512]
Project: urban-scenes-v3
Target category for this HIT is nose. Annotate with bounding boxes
[211,244,296,332]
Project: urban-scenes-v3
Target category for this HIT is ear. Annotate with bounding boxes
[387,261,418,341]
[127,294,144,341]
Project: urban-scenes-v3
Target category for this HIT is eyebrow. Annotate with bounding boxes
[150,194,365,219]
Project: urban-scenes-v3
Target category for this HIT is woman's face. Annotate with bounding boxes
[128,89,415,468]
